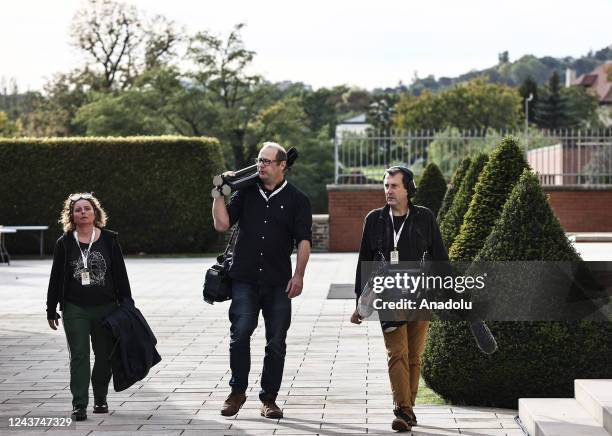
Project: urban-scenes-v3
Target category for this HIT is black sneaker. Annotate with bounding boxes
[71,406,87,421]
[93,398,108,414]
[392,408,413,432]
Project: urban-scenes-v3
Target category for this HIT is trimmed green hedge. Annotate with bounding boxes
[439,153,489,249]
[448,136,527,261]
[437,157,471,223]
[423,169,612,408]
[414,162,447,217]
[0,137,224,254]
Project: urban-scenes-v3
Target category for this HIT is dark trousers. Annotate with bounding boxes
[62,302,117,408]
[228,280,291,400]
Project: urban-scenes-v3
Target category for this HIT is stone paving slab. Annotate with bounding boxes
[0,254,521,435]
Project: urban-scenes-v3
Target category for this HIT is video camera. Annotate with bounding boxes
[212,147,299,197]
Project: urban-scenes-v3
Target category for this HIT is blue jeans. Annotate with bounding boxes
[229,280,291,400]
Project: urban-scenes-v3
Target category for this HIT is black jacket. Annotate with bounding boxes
[101,301,161,392]
[46,228,133,320]
[354,203,449,302]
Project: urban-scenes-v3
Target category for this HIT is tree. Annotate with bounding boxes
[0,111,21,137]
[535,71,567,129]
[74,89,170,136]
[448,137,527,261]
[414,162,447,216]
[70,0,180,92]
[394,78,522,131]
[438,153,488,249]
[424,169,612,408]
[19,70,94,136]
[437,156,471,222]
[187,23,268,167]
[562,86,601,128]
[518,76,538,123]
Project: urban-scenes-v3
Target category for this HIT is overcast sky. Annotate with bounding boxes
[2,0,611,92]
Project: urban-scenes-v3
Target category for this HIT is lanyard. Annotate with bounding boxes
[258,180,288,202]
[389,208,409,250]
[73,228,96,270]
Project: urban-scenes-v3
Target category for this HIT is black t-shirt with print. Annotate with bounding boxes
[66,238,116,306]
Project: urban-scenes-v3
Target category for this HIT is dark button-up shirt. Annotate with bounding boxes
[227,179,312,286]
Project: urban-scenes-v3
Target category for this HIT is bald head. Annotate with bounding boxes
[257,141,287,187]
[260,141,287,162]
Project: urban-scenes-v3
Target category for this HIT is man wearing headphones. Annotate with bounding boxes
[351,166,448,432]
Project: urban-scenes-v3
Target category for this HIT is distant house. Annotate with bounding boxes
[570,61,612,105]
[335,113,371,138]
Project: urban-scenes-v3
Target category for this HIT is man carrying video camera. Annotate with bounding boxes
[212,142,312,419]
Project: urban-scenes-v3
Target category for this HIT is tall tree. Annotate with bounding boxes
[535,71,566,129]
[70,0,180,92]
[187,23,269,167]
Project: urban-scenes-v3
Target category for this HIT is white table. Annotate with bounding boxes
[1,226,49,258]
[0,228,17,264]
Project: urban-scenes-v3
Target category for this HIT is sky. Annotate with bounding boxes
[1,0,611,92]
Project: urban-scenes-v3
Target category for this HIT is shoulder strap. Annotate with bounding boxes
[376,210,386,262]
[224,225,239,256]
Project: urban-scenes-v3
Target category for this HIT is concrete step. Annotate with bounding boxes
[518,398,609,436]
[575,379,612,433]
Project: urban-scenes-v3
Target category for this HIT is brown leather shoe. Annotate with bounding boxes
[260,399,283,419]
[220,392,246,416]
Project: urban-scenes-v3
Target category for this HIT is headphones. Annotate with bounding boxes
[384,165,417,197]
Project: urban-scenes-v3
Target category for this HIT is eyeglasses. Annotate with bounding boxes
[69,193,93,202]
[255,158,281,166]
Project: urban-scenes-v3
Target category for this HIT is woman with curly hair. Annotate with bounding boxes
[46,193,133,421]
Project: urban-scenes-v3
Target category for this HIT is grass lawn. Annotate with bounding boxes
[416,376,447,405]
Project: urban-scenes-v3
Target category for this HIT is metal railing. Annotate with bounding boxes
[333,129,612,185]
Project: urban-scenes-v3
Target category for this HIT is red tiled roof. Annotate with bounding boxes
[571,62,612,104]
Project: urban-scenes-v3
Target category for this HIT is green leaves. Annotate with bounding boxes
[414,162,447,217]
[448,136,527,261]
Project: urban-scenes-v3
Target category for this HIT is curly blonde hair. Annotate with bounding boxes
[59,193,108,232]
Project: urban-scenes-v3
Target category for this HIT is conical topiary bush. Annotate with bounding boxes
[439,153,488,249]
[448,136,528,261]
[414,162,447,217]
[437,156,471,223]
[423,169,612,408]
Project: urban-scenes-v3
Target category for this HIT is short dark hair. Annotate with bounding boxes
[385,167,411,191]
[275,148,287,162]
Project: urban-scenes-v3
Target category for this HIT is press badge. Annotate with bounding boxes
[390,249,399,265]
[81,271,91,286]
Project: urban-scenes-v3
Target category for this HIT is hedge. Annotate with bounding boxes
[423,169,612,408]
[437,156,471,223]
[448,136,527,261]
[439,153,488,249]
[0,137,224,254]
[414,162,447,217]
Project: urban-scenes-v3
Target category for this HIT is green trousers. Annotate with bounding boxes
[62,302,117,408]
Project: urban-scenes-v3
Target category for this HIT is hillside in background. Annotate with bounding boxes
[405,45,612,96]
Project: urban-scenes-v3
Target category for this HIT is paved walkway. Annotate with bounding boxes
[1,250,574,436]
